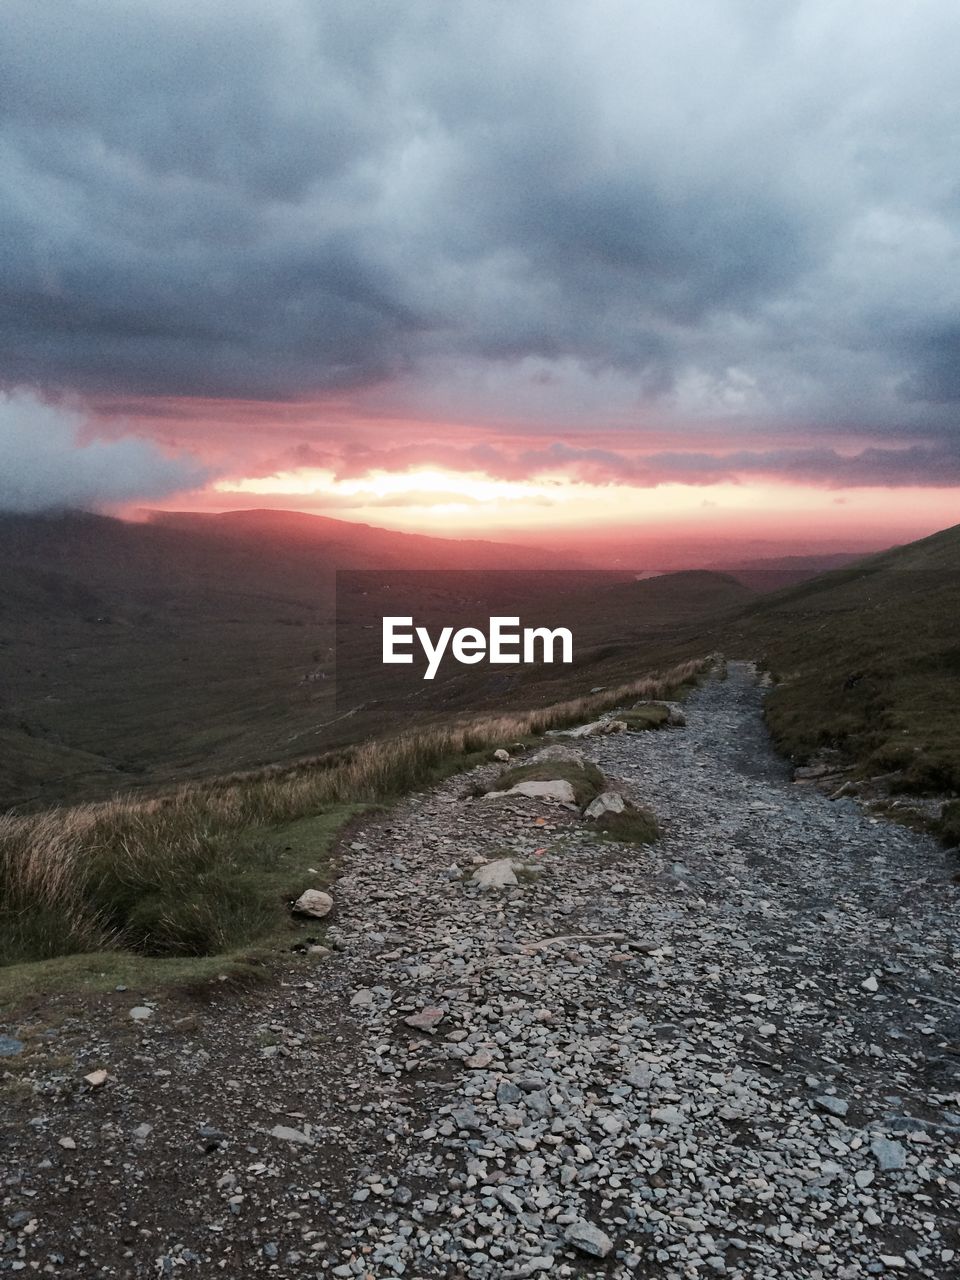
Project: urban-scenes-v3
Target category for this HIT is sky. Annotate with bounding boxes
[1,0,959,549]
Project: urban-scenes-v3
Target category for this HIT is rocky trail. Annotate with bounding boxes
[2,663,959,1279]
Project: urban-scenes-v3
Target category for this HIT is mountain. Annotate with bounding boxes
[0,510,576,806]
[6,506,956,817]
[145,508,586,570]
[0,510,740,807]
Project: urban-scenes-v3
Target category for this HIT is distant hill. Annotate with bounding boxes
[709,552,865,592]
[727,523,960,806]
[146,508,585,570]
[0,511,739,807]
[0,510,579,806]
[7,506,956,819]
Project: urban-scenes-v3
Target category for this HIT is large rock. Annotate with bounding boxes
[871,1136,907,1170]
[529,744,585,764]
[293,889,334,918]
[563,1221,614,1258]
[269,1124,312,1145]
[485,779,578,804]
[510,779,577,804]
[472,858,519,888]
[404,1007,445,1033]
[815,1095,849,1117]
[565,718,626,738]
[584,790,627,819]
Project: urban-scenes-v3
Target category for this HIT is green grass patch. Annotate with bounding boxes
[720,525,960,843]
[0,806,360,993]
[0,950,268,1008]
[487,759,605,807]
[621,704,672,730]
[594,805,661,845]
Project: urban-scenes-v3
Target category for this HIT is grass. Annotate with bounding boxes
[723,524,960,824]
[486,759,606,807]
[0,807,358,968]
[594,805,661,845]
[0,657,709,994]
[620,704,672,730]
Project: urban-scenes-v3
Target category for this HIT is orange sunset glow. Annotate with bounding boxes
[2,0,958,564]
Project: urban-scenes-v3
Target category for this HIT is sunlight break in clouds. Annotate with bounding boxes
[2,1,960,543]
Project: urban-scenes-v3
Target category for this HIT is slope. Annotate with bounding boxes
[726,521,960,806]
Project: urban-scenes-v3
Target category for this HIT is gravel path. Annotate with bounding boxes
[3,662,959,1278]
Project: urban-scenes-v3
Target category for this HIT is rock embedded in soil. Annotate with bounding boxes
[871,1135,908,1169]
[583,789,626,819]
[403,1007,445,1033]
[292,888,334,918]
[486,779,577,804]
[816,1095,850,1117]
[268,1124,312,1145]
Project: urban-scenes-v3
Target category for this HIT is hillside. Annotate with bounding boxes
[0,510,577,807]
[6,506,958,819]
[726,522,960,818]
[0,512,743,808]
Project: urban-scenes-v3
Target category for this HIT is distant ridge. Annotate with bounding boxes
[145,508,588,570]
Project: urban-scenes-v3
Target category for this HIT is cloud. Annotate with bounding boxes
[1,0,960,471]
[0,391,211,511]
[290,435,960,488]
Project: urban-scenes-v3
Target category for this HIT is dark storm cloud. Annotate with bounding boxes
[3,0,960,482]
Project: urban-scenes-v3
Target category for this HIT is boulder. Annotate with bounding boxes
[484,778,578,804]
[492,748,510,762]
[472,858,519,888]
[563,1221,614,1258]
[584,790,627,820]
[508,779,577,804]
[565,718,625,738]
[529,744,585,764]
[293,889,334,918]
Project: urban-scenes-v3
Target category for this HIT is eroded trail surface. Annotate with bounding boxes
[3,664,959,1279]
